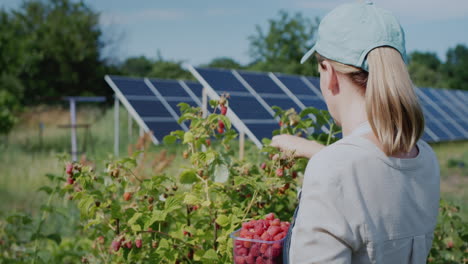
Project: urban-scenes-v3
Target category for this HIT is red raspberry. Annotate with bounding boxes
[217,126,224,134]
[235,256,245,264]
[123,192,132,201]
[218,120,225,129]
[135,239,142,248]
[265,213,275,221]
[125,241,132,249]
[260,163,266,170]
[66,163,73,175]
[267,226,281,236]
[275,168,284,177]
[270,219,280,226]
[111,240,121,252]
[67,177,75,185]
[220,105,228,115]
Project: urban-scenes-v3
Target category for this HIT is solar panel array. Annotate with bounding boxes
[106,69,467,147]
[105,75,202,143]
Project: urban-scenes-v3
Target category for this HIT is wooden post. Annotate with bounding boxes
[114,96,119,157]
[70,98,78,162]
[239,131,245,160]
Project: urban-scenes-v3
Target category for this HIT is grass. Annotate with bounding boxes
[1,105,467,218]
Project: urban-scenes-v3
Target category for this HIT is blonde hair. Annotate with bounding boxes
[316,47,425,156]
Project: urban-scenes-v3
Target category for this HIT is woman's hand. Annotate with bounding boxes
[270,134,325,159]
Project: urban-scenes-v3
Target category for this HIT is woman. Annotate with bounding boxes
[271,2,440,263]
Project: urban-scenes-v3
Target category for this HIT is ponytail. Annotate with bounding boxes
[366,47,424,156]
[316,47,425,156]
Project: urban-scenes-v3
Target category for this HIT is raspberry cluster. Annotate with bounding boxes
[234,213,290,264]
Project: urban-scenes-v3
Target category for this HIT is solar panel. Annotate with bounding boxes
[105,75,189,143]
[273,74,327,110]
[190,67,279,147]
[418,88,467,140]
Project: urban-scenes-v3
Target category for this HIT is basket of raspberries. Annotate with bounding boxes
[230,213,290,264]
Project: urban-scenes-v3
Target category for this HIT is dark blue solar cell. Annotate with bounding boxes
[228,95,273,119]
[239,71,285,94]
[196,68,248,93]
[440,121,464,139]
[421,131,434,142]
[185,81,203,99]
[166,99,198,115]
[110,76,154,96]
[421,104,444,119]
[127,100,172,117]
[150,79,190,97]
[437,103,466,122]
[263,98,301,112]
[246,124,279,141]
[306,77,321,91]
[299,98,328,110]
[276,74,316,95]
[146,121,185,141]
[426,121,451,141]
[420,88,440,103]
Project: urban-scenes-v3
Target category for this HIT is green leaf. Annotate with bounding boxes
[183,131,194,143]
[46,233,61,245]
[38,186,53,195]
[184,194,199,205]
[128,213,142,226]
[163,135,177,145]
[215,214,230,227]
[164,196,182,212]
[179,169,198,184]
[214,163,229,183]
[152,210,167,222]
[202,249,218,260]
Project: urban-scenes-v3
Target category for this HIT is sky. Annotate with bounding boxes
[2,0,468,65]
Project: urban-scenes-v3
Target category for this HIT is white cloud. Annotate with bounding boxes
[100,9,186,26]
[294,0,468,21]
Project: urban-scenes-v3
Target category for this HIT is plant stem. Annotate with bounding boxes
[241,190,258,222]
[139,230,201,250]
[326,123,334,146]
[32,182,57,264]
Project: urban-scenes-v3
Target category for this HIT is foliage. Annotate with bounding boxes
[408,51,443,88]
[0,100,467,263]
[247,10,319,76]
[0,74,23,134]
[442,44,468,91]
[120,56,154,77]
[201,57,244,70]
[428,200,468,263]
[0,0,115,106]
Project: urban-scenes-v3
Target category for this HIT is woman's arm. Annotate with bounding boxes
[270,135,325,159]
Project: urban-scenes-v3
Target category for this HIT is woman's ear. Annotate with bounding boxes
[321,61,340,95]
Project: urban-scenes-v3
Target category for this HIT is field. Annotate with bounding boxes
[1,105,467,216]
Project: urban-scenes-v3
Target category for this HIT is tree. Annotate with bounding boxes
[121,56,153,77]
[202,57,243,70]
[442,44,468,91]
[408,51,442,88]
[8,0,112,104]
[148,59,193,80]
[248,10,319,76]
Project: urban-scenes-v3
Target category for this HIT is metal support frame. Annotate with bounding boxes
[114,96,120,157]
[70,98,78,162]
[144,78,188,131]
[105,75,159,145]
[179,80,203,107]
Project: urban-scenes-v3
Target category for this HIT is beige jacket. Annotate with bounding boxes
[289,136,440,263]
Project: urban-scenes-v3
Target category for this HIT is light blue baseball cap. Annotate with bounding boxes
[300,1,407,71]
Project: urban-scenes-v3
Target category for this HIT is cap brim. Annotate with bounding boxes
[300,46,316,64]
